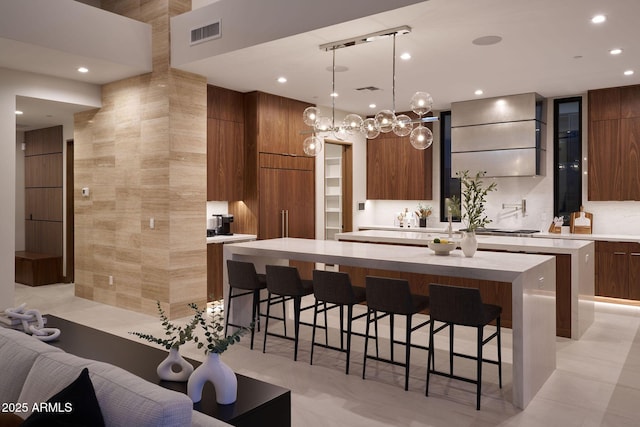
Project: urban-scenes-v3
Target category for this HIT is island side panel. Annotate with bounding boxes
[575,243,595,339]
[512,256,556,409]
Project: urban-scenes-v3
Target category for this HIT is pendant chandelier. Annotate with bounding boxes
[303,26,435,156]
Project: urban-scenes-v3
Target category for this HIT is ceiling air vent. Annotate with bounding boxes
[190,20,221,46]
[356,86,381,92]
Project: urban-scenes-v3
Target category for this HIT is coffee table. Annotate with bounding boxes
[45,315,291,427]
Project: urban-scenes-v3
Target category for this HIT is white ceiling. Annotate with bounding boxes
[10,0,640,130]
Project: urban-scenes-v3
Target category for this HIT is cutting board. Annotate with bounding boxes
[570,207,593,234]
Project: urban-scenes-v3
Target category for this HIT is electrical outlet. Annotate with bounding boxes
[150,218,155,229]
[109,275,113,285]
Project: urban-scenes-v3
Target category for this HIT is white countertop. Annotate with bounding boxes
[359,224,640,244]
[226,237,553,283]
[206,234,257,244]
[337,230,592,255]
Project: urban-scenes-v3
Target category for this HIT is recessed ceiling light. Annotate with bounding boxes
[15,110,23,115]
[369,103,377,109]
[472,35,502,46]
[277,76,287,83]
[474,89,484,96]
[624,70,634,76]
[610,48,622,55]
[400,52,411,60]
[78,67,89,73]
[330,92,338,97]
[591,14,606,24]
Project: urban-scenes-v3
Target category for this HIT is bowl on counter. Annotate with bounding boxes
[427,240,457,255]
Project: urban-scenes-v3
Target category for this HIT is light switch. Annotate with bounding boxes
[81,187,90,197]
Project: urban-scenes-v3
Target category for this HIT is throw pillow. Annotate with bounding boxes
[21,367,105,427]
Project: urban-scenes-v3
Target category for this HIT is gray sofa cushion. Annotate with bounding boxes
[0,327,62,403]
[18,351,193,427]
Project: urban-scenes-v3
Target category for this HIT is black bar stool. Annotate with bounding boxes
[225,260,287,350]
[362,276,430,391]
[310,270,367,374]
[263,265,315,361]
[426,283,502,410]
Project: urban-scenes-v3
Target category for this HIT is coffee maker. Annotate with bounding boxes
[207,214,234,236]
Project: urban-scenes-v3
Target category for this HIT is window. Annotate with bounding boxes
[553,98,582,221]
[439,111,461,221]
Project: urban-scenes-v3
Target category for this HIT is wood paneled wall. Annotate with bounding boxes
[74,0,207,319]
[24,126,63,257]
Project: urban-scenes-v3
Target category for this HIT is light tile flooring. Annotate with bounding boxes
[11,283,640,426]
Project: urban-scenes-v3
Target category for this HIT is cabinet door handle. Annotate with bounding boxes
[285,210,289,237]
[281,210,285,238]
[631,253,640,256]
[613,252,627,255]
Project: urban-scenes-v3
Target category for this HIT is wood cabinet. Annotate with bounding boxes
[207,85,245,201]
[595,241,640,300]
[588,85,640,200]
[207,243,223,301]
[366,121,433,200]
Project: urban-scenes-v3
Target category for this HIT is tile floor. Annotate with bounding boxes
[10,283,640,426]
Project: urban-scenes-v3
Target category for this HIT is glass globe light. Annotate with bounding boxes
[303,135,323,156]
[410,92,433,117]
[362,118,380,139]
[393,114,414,137]
[342,114,364,135]
[314,116,333,133]
[375,109,396,133]
[409,125,433,150]
[332,126,348,141]
[303,106,319,126]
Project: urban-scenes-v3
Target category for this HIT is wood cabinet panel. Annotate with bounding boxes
[367,129,432,200]
[207,243,224,301]
[24,125,63,156]
[25,188,63,221]
[620,85,640,118]
[595,241,629,299]
[258,166,314,240]
[25,154,64,188]
[207,118,244,200]
[256,92,288,154]
[25,220,63,256]
[207,84,244,121]
[589,88,620,121]
[286,98,311,156]
[588,119,622,200]
[621,117,640,200]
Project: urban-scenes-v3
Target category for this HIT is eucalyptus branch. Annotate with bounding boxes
[129,301,203,350]
[193,306,252,355]
[455,170,497,231]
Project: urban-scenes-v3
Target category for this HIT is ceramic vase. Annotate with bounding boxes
[187,353,237,404]
[460,231,478,257]
[157,347,194,382]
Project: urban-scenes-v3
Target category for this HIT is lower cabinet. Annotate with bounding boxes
[207,243,223,302]
[595,241,640,300]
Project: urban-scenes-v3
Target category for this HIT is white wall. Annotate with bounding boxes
[0,67,101,309]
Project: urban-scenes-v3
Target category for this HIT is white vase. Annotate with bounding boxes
[187,352,237,404]
[460,231,478,257]
[157,347,194,382]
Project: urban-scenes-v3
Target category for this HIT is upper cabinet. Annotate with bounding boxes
[366,122,433,200]
[207,85,245,201]
[245,91,310,156]
[588,85,640,201]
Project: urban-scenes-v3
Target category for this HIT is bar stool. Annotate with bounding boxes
[225,260,287,350]
[310,270,367,374]
[362,276,430,391]
[426,283,502,410]
[263,265,315,361]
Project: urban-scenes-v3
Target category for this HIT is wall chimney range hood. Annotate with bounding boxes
[451,93,546,177]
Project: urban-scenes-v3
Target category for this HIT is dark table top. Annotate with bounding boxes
[45,315,290,424]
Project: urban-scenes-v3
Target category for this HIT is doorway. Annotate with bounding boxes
[323,141,353,239]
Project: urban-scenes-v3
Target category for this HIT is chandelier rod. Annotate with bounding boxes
[392,33,396,114]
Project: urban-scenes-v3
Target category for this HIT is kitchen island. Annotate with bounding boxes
[224,237,556,409]
[336,229,594,339]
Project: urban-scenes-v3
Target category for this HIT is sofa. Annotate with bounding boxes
[0,327,231,427]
